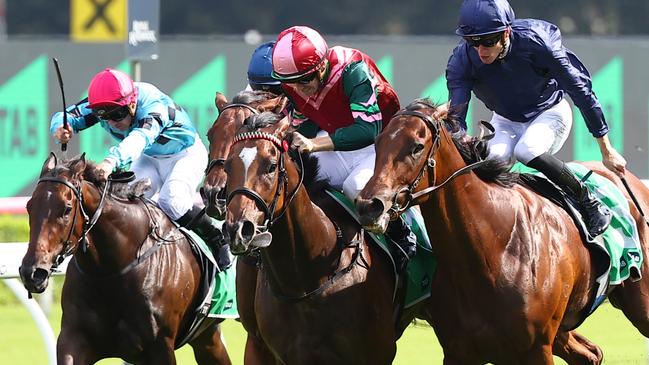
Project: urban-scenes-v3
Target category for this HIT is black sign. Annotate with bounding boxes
[127,0,159,61]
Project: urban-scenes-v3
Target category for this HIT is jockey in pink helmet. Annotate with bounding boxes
[271,26,416,271]
[50,68,232,269]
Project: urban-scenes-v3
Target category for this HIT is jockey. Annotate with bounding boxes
[50,68,231,268]
[443,0,626,238]
[247,41,284,95]
[271,25,417,271]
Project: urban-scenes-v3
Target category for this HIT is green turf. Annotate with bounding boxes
[2,216,647,363]
[0,284,645,364]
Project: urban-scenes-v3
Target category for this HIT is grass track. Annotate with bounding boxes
[0,291,645,364]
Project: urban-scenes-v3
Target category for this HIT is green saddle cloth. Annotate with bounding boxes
[567,163,643,285]
[513,162,643,286]
[325,190,437,309]
[183,229,238,318]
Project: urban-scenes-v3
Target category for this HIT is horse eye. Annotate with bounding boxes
[63,205,72,216]
[412,143,425,156]
[267,162,277,174]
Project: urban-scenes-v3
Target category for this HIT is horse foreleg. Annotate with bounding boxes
[141,338,177,365]
[553,330,603,365]
[244,333,278,365]
[56,327,99,365]
[189,320,232,365]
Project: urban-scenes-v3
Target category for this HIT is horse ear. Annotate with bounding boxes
[258,95,288,114]
[41,152,57,175]
[274,116,292,139]
[215,92,229,113]
[69,154,87,176]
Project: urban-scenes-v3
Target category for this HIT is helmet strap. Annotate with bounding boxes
[497,29,511,60]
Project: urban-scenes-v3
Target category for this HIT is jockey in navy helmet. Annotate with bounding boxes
[441,0,626,237]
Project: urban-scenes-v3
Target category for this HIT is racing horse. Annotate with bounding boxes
[202,90,287,219]
[222,112,406,363]
[356,99,649,364]
[201,90,286,364]
[19,153,232,365]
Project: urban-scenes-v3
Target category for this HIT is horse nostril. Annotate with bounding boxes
[216,188,226,201]
[241,220,256,241]
[33,268,50,283]
[369,198,386,218]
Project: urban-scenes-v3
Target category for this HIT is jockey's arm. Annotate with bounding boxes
[49,101,99,143]
[446,47,473,132]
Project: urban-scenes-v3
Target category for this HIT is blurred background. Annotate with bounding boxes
[1,1,649,364]
[5,0,649,36]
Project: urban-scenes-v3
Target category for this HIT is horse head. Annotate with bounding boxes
[356,99,443,233]
[221,112,293,254]
[19,153,96,293]
[201,91,287,219]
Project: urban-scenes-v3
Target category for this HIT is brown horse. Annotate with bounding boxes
[19,153,231,365]
[202,90,287,219]
[356,99,649,364]
[222,113,405,363]
[201,90,286,364]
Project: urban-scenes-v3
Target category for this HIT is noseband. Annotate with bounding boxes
[205,103,260,175]
[226,131,303,231]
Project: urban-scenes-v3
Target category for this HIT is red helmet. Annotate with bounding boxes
[87,68,138,109]
[271,26,328,82]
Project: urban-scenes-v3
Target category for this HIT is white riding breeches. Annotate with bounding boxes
[130,135,208,220]
[487,98,573,164]
[312,132,375,200]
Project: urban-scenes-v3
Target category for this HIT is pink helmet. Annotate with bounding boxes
[87,68,138,109]
[272,26,328,82]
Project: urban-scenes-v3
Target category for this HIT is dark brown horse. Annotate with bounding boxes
[356,99,649,364]
[201,90,286,364]
[19,153,231,365]
[222,113,403,363]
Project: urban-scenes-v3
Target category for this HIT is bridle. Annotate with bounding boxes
[387,107,492,217]
[226,130,303,232]
[36,175,111,270]
[204,103,260,175]
[226,130,366,302]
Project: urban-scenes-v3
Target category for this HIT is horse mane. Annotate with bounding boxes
[404,98,517,188]
[241,111,283,132]
[50,156,149,200]
[299,153,327,197]
[232,90,277,105]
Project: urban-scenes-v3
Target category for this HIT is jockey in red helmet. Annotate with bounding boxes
[272,26,415,271]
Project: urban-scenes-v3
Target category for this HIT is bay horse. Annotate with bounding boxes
[201,90,286,364]
[222,113,404,363]
[355,99,649,364]
[19,153,232,365]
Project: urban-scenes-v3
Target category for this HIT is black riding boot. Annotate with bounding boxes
[177,205,232,270]
[386,216,418,273]
[527,153,611,237]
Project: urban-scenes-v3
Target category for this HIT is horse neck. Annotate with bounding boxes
[76,181,152,274]
[209,123,238,162]
[261,159,341,296]
[420,129,507,275]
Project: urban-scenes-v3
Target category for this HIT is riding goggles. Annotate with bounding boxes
[464,32,503,48]
[92,106,130,121]
[285,71,318,85]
